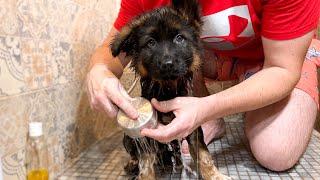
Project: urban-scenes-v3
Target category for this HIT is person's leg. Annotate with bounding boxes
[245,39,320,171]
[245,88,317,171]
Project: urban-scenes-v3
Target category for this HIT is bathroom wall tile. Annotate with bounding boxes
[0,92,28,180]
[70,42,96,82]
[47,0,80,41]
[51,41,73,84]
[71,0,96,7]
[0,36,27,98]
[0,0,20,36]
[70,9,108,44]
[21,38,53,90]
[17,0,50,39]
[2,148,25,180]
[0,96,28,155]
[95,0,120,25]
[47,83,118,177]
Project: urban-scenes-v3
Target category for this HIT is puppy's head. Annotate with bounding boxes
[111,0,202,81]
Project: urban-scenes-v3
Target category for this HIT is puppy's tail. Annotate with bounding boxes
[171,0,201,23]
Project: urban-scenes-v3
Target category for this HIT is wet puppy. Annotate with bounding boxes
[111,0,228,179]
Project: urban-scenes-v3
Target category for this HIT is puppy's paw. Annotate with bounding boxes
[212,173,232,180]
[200,165,231,180]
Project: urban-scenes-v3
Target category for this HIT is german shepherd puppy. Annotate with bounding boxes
[111,0,228,179]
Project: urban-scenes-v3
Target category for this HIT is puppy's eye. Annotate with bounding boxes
[174,34,185,44]
[147,39,156,48]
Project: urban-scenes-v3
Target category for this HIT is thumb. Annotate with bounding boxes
[151,98,177,113]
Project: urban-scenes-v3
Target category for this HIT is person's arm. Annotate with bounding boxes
[200,30,314,122]
[89,27,129,78]
[86,27,138,119]
[87,0,145,119]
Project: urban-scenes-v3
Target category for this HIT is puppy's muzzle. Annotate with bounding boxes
[159,59,174,72]
[157,58,180,80]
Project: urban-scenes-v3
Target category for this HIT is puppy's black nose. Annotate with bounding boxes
[159,59,174,71]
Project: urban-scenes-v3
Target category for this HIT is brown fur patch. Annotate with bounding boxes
[198,147,230,179]
[169,20,182,30]
[130,12,150,28]
[137,61,148,77]
[198,147,219,179]
[144,26,157,34]
[190,49,202,72]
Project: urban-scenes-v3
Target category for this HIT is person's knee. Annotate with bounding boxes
[250,140,299,172]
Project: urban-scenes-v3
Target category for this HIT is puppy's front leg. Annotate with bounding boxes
[187,127,230,180]
[137,153,156,180]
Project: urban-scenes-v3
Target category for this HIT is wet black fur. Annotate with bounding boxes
[111,0,207,177]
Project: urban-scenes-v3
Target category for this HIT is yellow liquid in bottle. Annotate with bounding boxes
[27,169,49,180]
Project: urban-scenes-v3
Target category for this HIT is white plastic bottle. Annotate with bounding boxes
[25,122,49,180]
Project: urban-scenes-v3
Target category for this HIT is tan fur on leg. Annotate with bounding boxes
[138,153,156,180]
[187,128,231,180]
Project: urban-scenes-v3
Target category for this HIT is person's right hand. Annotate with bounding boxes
[86,64,139,119]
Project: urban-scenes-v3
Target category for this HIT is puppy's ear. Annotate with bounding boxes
[171,0,201,23]
[110,26,134,57]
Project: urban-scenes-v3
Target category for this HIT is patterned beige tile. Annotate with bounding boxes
[21,38,53,90]
[0,36,26,98]
[95,0,120,24]
[17,0,50,39]
[71,0,96,6]
[2,148,25,180]
[0,95,28,155]
[51,41,73,84]
[70,42,95,82]
[48,0,79,41]
[0,0,20,36]
[70,9,108,43]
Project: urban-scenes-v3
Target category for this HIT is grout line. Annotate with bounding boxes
[0,80,85,101]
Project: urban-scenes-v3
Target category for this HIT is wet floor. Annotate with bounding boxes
[58,115,320,180]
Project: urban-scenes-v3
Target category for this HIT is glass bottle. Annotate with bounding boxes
[25,122,49,180]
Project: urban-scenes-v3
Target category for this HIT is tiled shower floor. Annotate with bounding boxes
[58,115,320,180]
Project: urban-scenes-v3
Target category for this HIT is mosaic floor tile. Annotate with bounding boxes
[58,116,320,180]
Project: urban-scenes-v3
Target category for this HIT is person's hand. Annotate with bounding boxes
[86,64,138,119]
[141,97,206,143]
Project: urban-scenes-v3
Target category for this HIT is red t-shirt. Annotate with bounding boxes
[114,0,320,61]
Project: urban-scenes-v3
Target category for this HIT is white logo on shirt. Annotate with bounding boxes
[201,5,255,50]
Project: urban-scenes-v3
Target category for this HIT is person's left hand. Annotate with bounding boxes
[141,97,206,143]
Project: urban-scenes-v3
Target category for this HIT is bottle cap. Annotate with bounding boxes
[29,122,43,137]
